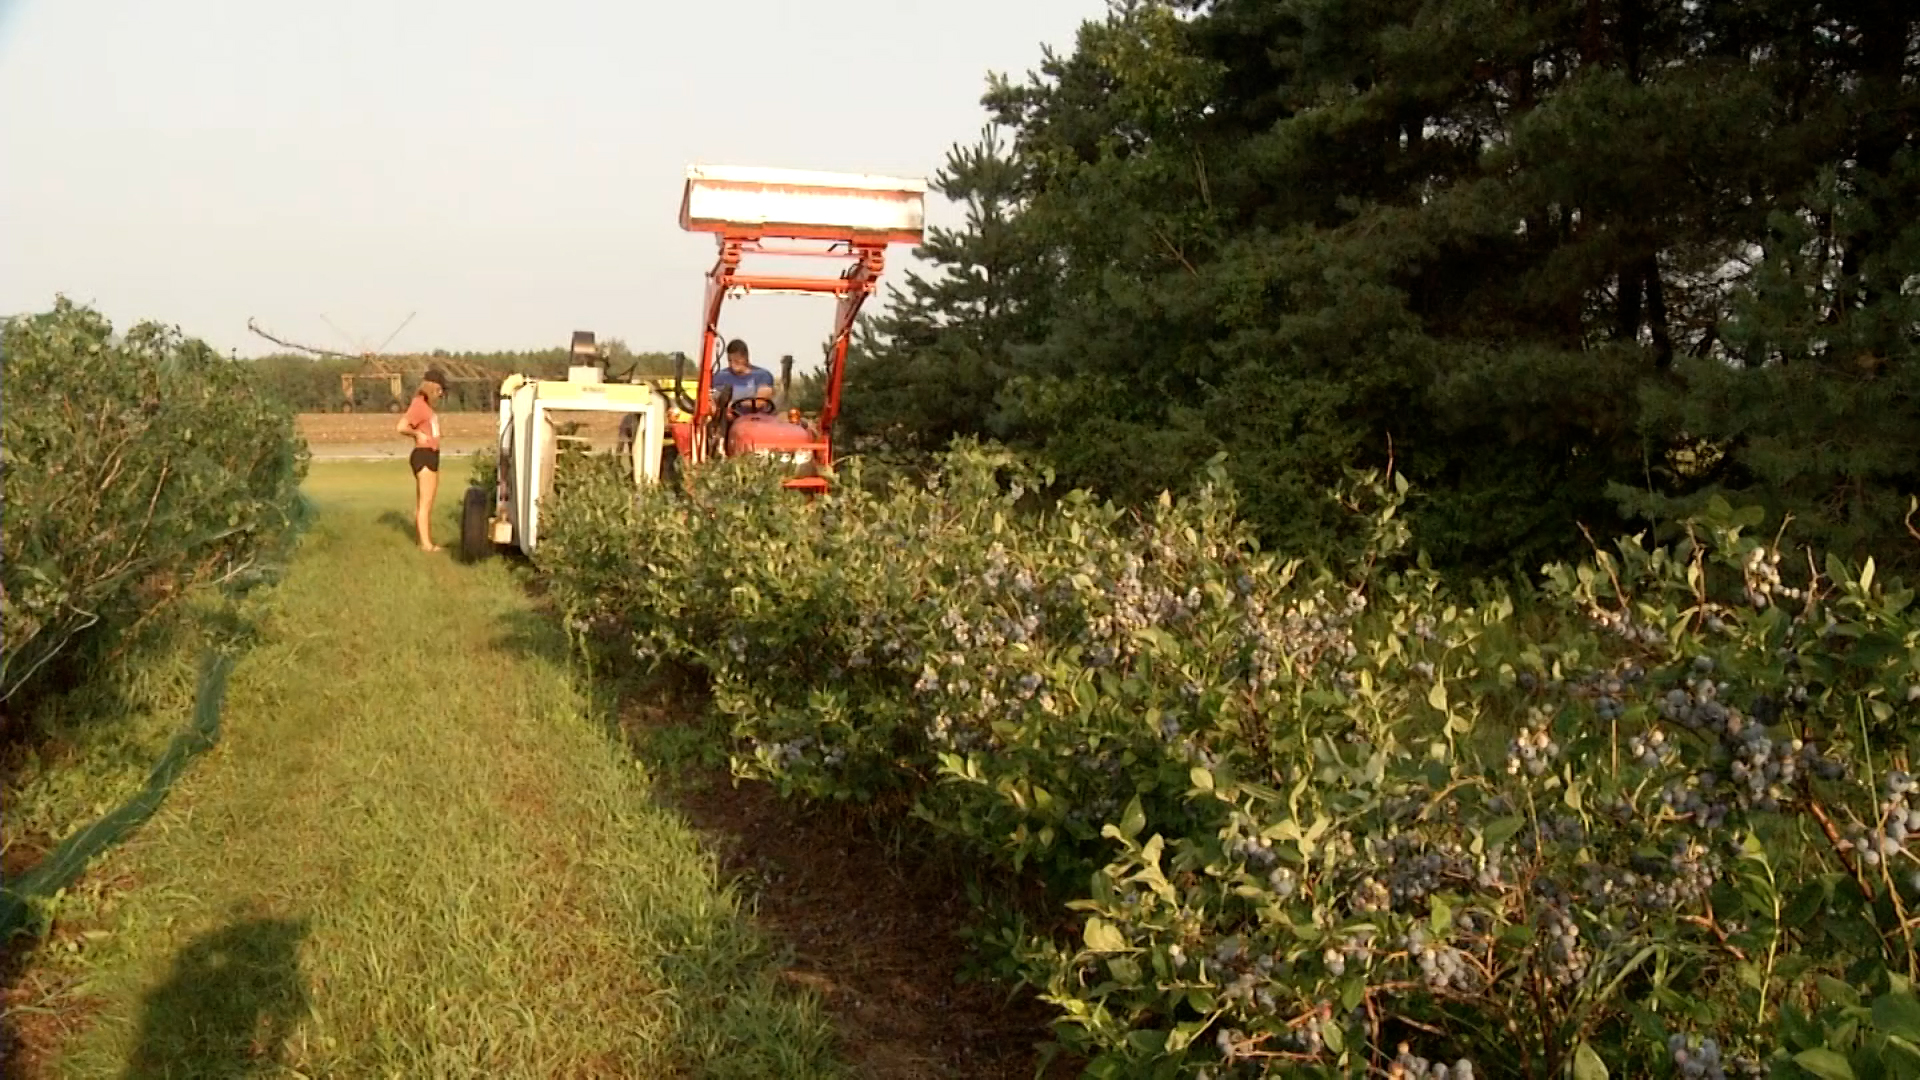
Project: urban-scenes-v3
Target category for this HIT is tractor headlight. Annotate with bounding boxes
[758,449,813,466]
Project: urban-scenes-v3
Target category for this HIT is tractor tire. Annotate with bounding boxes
[460,486,494,564]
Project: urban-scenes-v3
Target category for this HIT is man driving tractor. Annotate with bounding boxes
[712,338,774,411]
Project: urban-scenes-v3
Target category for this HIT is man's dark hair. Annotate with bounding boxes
[422,367,448,388]
[725,339,750,359]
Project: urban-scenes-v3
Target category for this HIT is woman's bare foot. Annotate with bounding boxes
[421,544,444,553]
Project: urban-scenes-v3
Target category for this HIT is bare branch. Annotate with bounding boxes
[246,317,357,360]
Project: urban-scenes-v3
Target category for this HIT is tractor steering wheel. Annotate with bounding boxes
[730,396,777,417]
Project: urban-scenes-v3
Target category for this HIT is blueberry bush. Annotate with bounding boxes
[536,445,1920,1079]
[1,298,309,707]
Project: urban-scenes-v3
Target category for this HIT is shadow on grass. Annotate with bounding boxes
[488,606,663,754]
[491,606,575,669]
[120,918,310,1080]
[374,509,417,544]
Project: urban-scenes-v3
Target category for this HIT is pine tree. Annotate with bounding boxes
[860,0,1919,573]
[837,126,1048,454]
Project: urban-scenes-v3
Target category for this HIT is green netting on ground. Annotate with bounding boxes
[1,470,312,946]
[0,651,236,941]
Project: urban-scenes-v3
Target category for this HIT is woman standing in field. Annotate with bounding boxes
[397,368,447,552]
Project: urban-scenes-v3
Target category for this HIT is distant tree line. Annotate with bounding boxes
[840,0,1919,579]
[246,341,680,412]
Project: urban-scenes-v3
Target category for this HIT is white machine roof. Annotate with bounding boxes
[679,164,927,242]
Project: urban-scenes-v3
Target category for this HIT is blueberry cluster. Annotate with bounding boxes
[1740,546,1804,609]
[1669,1033,1728,1080]
[1404,927,1477,991]
[1218,952,1280,1010]
[1320,928,1380,978]
[1392,1044,1475,1079]
[925,711,989,753]
[1233,588,1365,695]
[1569,666,1639,719]
[1474,844,1510,888]
[1589,606,1668,646]
[1524,813,1588,853]
[1724,729,1840,812]
[1629,727,1675,767]
[1841,770,1918,868]
[756,735,815,768]
[1575,837,1720,927]
[1349,876,1392,914]
[1321,945,1348,977]
[1660,776,1732,829]
[1377,835,1471,904]
[1229,831,1280,870]
[1267,866,1298,898]
[1277,1012,1328,1055]
[1653,668,1847,818]
[1507,720,1561,777]
[1537,902,1590,987]
[1666,839,1719,902]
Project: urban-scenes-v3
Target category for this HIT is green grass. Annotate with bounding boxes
[14,460,846,1078]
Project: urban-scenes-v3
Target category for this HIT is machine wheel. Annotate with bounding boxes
[460,485,494,563]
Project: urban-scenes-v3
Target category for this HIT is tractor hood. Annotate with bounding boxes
[726,414,819,458]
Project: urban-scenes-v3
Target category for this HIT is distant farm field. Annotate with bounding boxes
[296,412,625,459]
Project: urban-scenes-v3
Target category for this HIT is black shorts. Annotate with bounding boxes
[409,447,441,473]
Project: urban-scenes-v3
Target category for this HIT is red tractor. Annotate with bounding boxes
[661,165,927,492]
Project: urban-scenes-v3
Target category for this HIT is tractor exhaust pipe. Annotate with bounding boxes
[779,354,793,407]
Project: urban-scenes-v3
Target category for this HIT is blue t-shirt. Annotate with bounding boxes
[712,365,774,404]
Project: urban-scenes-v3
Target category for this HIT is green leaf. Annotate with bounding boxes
[1793,1049,1857,1080]
[1427,681,1448,712]
[1874,991,1920,1041]
[1117,795,1146,840]
[1784,880,1829,928]
[1189,766,1214,793]
[1482,816,1526,851]
[1126,1028,1166,1055]
[1166,1019,1211,1053]
[1083,917,1127,952]
[1573,1041,1609,1080]
[1819,975,1863,1009]
[1321,1021,1344,1056]
[1340,976,1365,1013]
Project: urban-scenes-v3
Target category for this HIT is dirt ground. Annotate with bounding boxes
[618,681,1080,1080]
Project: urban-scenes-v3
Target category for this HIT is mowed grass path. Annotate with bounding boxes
[38,460,843,1078]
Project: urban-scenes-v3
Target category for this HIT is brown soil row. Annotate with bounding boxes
[617,683,1078,1080]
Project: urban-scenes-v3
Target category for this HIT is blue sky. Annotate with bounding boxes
[0,0,1098,363]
